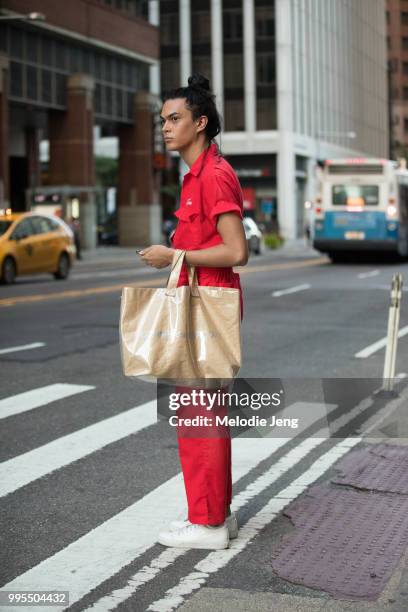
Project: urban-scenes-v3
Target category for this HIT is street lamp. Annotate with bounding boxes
[0,12,46,21]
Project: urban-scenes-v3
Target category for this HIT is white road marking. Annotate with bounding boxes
[0,383,94,420]
[357,269,380,279]
[0,399,157,497]
[88,399,387,611]
[355,325,408,358]
[0,342,46,355]
[272,283,311,297]
[397,372,407,379]
[3,388,399,611]
[148,388,406,612]
[1,438,291,610]
[148,439,360,612]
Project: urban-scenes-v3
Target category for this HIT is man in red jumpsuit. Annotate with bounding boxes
[138,73,248,550]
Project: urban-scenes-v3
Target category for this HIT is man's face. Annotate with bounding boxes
[160,98,204,152]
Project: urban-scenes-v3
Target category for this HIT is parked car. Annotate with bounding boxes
[0,211,76,284]
[243,217,263,255]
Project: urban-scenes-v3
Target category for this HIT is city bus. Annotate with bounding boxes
[312,158,408,261]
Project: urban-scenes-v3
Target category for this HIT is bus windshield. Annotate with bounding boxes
[332,185,379,206]
[0,220,13,236]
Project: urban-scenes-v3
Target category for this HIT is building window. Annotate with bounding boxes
[403,87,408,100]
[402,11,408,25]
[224,54,244,88]
[404,62,408,75]
[224,99,245,131]
[392,87,400,99]
[387,36,391,49]
[257,98,277,130]
[191,11,211,43]
[41,69,53,103]
[390,58,399,72]
[161,58,180,92]
[192,56,212,83]
[160,13,179,46]
[223,10,243,41]
[386,11,390,24]
[10,61,23,97]
[257,54,275,84]
[404,118,408,133]
[402,37,408,50]
[255,7,274,38]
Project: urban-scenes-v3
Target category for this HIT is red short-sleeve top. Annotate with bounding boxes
[171,143,244,319]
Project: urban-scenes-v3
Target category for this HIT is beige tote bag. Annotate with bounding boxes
[119,249,241,385]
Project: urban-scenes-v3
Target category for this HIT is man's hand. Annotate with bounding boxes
[139,245,175,269]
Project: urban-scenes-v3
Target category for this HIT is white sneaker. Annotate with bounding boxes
[170,513,238,539]
[158,522,229,550]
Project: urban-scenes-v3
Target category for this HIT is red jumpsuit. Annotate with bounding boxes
[171,142,244,525]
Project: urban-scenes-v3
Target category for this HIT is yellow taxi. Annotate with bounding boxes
[0,210,76,284]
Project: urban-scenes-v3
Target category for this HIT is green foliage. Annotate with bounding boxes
[263,232,285,249]
[95,157,118,187]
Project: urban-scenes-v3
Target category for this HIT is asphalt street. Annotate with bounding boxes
[1,244,408,612]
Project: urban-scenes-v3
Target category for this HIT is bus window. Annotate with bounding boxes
[332,185,379,206]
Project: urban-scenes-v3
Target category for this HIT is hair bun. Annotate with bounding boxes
[188,73,210,92]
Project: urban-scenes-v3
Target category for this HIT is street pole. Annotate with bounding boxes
[383,273,404,393]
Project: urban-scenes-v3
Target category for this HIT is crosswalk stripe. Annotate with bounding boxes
[1,438,290,609]
[3,387,400,611]
[103,394,383,610]
[147,387,406,611]
[0,399,157,497]
[0,384,94,420]
[148,438,361,612]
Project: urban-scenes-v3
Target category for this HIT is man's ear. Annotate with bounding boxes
[196,115,208,134]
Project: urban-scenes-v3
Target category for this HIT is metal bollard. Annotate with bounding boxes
[382,273,404,392]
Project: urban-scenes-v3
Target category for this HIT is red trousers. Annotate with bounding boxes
[176,386,232,525]
[176,267,243,525]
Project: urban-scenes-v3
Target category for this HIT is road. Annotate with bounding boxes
[1,246,408,612]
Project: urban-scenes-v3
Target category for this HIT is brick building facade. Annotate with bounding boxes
[0,0,160,246]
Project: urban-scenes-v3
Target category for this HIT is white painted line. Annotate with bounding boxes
[357,269,380,279]
[355,325,408,358]
[3,388,396,611]
[397,372,407,379]
[272,283,310,297]
[148,439,361,611]
[0,342,46,355]
[2,437,290,610]
[148,388,407,611]
[0,399,157,497]
[0,383,94,420]
[88,399,389,611]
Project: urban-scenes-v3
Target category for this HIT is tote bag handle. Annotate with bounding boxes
[165,249,199,297]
